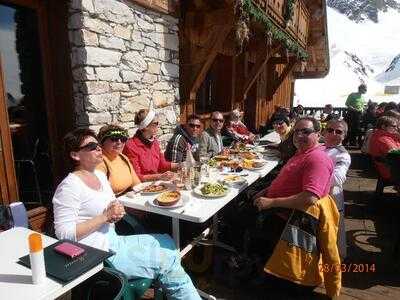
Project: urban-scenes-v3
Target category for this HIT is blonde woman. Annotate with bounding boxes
[123,109,180,181]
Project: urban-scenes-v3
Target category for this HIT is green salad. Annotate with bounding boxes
[207,158,218,167]
[200,183,228,196]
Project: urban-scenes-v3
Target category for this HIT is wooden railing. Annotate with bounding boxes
[252,0,310,48]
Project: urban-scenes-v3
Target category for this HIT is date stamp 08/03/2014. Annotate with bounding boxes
[319,263,376,273]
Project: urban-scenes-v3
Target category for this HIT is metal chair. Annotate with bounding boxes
[15,138,42,205]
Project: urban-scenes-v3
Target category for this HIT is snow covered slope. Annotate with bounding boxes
[295,2,400,107]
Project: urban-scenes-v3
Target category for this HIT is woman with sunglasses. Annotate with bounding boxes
[270,114,296,164]
[323,119,351,259]
[123,109,180,181]
[97,124,140,196]
[53,128,201,300]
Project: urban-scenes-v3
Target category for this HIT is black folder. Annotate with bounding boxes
[19,239,114,283]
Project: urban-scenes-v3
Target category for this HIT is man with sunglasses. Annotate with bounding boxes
[254,117,333,212]
[252,118,340,298]
[165,114,202,163]
[199,111,224,158]
[323,119,351,259]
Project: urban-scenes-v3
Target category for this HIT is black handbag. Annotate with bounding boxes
[0,204,13,231]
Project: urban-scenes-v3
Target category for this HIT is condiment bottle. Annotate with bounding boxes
[28,233,46,284]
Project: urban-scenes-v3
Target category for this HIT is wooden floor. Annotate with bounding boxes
[190,150,400,299]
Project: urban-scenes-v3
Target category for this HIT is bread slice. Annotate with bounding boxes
[156,191,181,206]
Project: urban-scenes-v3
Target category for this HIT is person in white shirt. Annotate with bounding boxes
[52,128,200,300]
[323,120,351,259]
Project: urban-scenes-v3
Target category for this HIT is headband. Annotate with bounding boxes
[138,110,156,130]
[100,130,128,143]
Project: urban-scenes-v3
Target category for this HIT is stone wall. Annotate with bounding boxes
[68,0,180,135]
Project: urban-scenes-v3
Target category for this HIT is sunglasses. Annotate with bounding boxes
[149,121,159,127]
[189,123,201,129]
[78,142,100,152]
[326,128,344,135]
[273,121,285,126]
[109,136,128,143]
[212,119,224,123]
[294,128,316,136]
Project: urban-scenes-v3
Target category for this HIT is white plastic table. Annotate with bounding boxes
[260,130,281,144]
[0,227,103,300]
[119,158,279,254]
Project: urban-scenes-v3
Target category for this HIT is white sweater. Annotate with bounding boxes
[52,170,115,251]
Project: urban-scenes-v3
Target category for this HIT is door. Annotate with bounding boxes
[0,57,18,204]
[0,1,53,209]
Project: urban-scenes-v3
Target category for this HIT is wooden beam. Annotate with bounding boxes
[189,24,232,100]
[270,57,298,96]
[128,0,179,15]
[242,45,281,99]
[269,56,291,65]
[186,7,234,27]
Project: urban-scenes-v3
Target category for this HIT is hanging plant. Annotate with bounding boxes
[234,0,250,53]
[283,0,297,24]
[240,0,308,61]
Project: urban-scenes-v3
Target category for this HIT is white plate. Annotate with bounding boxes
[221,176,247,187]
[141,189,169,195]
[220,171,250,176]
[193,185,229,198]
[148,194,189,209]
[244,160,268,170]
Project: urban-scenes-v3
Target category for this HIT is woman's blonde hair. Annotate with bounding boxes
[134,109,149,126]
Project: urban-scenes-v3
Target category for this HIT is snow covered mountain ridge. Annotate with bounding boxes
[327,0,400,22]
[294,2,400,107]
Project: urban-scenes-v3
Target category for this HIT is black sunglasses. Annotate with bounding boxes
[189,123,201,129]
[78,142,100,152]
[273,121,285,126]
[294,128,316,136]
[109,136,128,143]
[326,128,344,135]
[212,119,224,123]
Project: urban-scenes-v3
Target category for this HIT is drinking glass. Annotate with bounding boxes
[191,164,201,188]
[253,134,261,147]
[160,140,167,152]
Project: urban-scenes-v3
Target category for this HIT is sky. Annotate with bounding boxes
[0,4,23,101]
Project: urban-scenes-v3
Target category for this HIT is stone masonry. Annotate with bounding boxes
[68,0,180,136]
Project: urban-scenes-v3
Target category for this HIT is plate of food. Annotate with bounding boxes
[240,151,258,160]
[213,155,230,161]
[242,159,267,170]
[194,183,229,198]
[141,183,169,194]
[221,175,247,186]
[148,191,187,209]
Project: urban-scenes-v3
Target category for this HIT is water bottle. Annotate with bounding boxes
[29,233,46,284]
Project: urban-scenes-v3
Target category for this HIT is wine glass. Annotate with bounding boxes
[253,134,261,147]
[159,140,167,153]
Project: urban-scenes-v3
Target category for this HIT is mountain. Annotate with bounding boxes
[376,54,400,84]
[327,0,400,23]
[295,1,400,107]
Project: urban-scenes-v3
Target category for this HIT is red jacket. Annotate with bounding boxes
[369,129,400,180]
[123,136,171,181]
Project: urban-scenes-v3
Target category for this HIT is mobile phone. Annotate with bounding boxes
[54,242,85,258]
